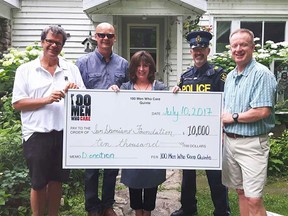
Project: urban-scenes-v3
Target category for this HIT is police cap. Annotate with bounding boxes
[186,31,212,48]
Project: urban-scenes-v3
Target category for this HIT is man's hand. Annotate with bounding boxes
[63,82,79,93]
[46,90,66,103]
[222,112,234,124]
[172,86,180,93]
[108,85,120,92]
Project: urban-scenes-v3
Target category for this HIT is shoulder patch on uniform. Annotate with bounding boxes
[220,72,227,82]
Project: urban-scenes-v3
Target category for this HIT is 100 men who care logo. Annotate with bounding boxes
[71,94,91,121]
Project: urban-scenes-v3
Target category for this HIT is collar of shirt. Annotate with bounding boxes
[35,56,68,74]
[233,59,256,78]
[193,62,215,76]
[95,48,113,62]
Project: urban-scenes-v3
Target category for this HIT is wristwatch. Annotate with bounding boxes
[232,113,239,123]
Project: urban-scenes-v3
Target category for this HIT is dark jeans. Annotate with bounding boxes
[181,170,230,216]
[85,169,119,212]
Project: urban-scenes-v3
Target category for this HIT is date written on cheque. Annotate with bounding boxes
[163,106,213,122]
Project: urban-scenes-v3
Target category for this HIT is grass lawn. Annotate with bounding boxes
[194,174,288,216]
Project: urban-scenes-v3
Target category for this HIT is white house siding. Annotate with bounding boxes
[207,0,288,16]
[0,0,20,19]
[165,12,211,86]
[11,0,94,61]
[164,16,193,87]
[177,13,211,83]
[84,0,206,17]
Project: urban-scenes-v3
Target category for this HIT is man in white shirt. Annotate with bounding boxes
[12,25,85,216]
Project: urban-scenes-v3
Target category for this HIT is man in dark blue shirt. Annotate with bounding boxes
[76,22,128,216]
[171,31,230,216]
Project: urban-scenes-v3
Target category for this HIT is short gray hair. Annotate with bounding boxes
[230,28,255,44]
[41,25,67,46]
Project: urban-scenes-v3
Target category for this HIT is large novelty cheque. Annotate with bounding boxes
[63,89,223,169]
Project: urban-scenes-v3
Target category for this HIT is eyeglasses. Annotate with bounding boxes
[96,33,115,39]
[44,39,62,47]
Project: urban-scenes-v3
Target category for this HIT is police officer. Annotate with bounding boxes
[171,31,230,216]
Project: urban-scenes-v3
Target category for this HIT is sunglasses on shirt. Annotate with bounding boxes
[96,33,115,39]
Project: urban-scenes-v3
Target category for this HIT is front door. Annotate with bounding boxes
[128,24,159,66]
[122,17,165,81]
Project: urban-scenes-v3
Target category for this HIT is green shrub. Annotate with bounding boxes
[0,93,29,216]
[268,130,288,176]
[0,86,27,215]
[61,169,85,210]
[0,44,41,95]
[0,169,30,215]
[0,44,41,215]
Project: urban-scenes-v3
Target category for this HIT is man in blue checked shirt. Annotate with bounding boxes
[76,22,128,216]
[222,28,277,216]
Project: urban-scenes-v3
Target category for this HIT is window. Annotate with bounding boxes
[215,20,286,53]
[128,25,158,65]
[241,21,285,46]
[216,21,231,53]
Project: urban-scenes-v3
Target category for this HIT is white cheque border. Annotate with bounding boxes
[63,89,223,169]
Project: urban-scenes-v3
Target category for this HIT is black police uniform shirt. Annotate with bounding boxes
[178,62,227,92]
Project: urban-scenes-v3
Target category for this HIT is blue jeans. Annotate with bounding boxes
[85,169,119,212]
[180,170,230,216]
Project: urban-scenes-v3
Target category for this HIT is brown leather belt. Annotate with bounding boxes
[225,133,248,139]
